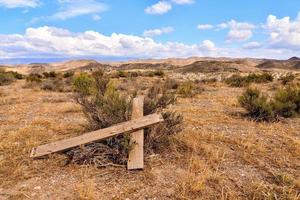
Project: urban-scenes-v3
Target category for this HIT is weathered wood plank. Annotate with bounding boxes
[30,113,164,158]
[128,96,144,170]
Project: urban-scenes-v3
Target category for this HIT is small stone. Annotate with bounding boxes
[34,186,41,190]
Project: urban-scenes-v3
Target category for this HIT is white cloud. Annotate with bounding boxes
[92,14,101,21]
[143,27,174,37]
[225,20,256,42]
[0,26,221,59]
[243,41,262,49]
[264,12,300,50]
[227,29,253,42]
[52,0,106,20]
[145,1,172,15]
[0,0,39,8]
[216,23,228,30]
[197,24,214,30]
[199,40,216,51]
[172,0,194,5]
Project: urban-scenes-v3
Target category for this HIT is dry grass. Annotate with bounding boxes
[0,77,299,199]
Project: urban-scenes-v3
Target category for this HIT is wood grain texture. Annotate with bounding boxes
[30,113,164,158]
[127,96,144,170]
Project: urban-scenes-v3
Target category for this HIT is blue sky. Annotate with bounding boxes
[0,0,299,63]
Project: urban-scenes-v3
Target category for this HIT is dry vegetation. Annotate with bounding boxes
[0,63,299,199]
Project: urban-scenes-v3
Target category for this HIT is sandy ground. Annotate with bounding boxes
[0,79,299,199]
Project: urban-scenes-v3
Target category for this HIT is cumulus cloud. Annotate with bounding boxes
[172,0,194,5]
[52,0,107,20]
[0,0,40,8]
[216,23,228,30]
[0,26,221,59]
[225,20,255,42]
[199,40,216,51]
[143,27,174,37]
[92,14,101,21]
[242,41,262,49]
[264,12,300,50]
[197,24,214,30]
[145,1,172,15]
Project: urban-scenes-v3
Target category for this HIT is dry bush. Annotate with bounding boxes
[280,74,295,85]
[68,70,183,166]
[164,78,179,90]
[176,81,202,98]
[143,82,183,154]
[239,85,300,121]
[43,71,58,78]
[226,73,273,87]
[41,78,65,92]
[63,71,74,78]
[0,70,24,86]
[272,85,300,117]
[26,73,43,83]
[238,87,276,122]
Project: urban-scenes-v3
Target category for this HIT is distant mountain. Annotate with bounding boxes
[256,59,300,70]
[288,57,300,61]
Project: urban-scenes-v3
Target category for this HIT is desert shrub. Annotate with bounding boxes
[226,73,273,87]
[153,70,165,77]
[73,73,94,96]
[247,73,273,83]
[10,71,24,79]
[239,85,300,121]
[225,74,249,87]
[144,82,176,115]
[68,70,183,166]
[43,71,58,78]
[128,71,142,78]
[238,87,276,121]
[71,70,131,165]
[0,70,24,86]
[143,82,182,154]
[280,74,295,85]
[117,70,128,78]
[63,71,74,78]
[146,71,155,77]
[164,78,179,90]
[0,72,15,86]
[272,86,300,117]
[199,78,218,84]
[41,78,65,92]
[177,81,196,98]
[26,73,42,83]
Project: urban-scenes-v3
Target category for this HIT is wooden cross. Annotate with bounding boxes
[30,96,160,170]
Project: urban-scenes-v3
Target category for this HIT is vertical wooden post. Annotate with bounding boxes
[128,96,144,170]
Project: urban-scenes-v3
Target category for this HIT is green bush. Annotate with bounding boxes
[226,73,273,87]
[280,74,295,85]
[73,73,94,96]
[26,73,42,83]
[153,70,165,77]
[225,74,249,87]
[69,70,183,166]
[0,70,24,86]
[239,85,300,121]
[11,71,24,79]
[0,72,15,86]
[63,71,74,78]
[238,87,276,121]
[43,71,58,78]
[247,73,273,83]
[117,70,128,78]
[177,81,196,98]
[273,86,300,117]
